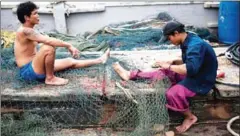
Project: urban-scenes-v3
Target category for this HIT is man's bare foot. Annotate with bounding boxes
[45,76,69,85]
[175,114,197,133]
[165,131,175,136]
[100,48,110,64]
[112,62,130,81]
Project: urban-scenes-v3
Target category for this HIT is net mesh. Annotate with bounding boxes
[1,12,218,136]
[1,46,170,136]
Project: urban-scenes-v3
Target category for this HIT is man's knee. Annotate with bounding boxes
[166,89,174,99]
[40,45,55,54]
[166,85,179,99]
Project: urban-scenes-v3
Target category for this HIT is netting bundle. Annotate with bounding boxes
[1,11,219,136]
[1,46,170,136]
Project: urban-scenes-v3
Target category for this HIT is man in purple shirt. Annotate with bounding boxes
[113,21,218,133]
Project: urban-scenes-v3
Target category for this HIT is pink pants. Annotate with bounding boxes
[130,69,196,112]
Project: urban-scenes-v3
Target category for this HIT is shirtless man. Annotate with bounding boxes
[15,1,110,85]
[113,21,219,133]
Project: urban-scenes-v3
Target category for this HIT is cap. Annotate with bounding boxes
[159,21,185,43]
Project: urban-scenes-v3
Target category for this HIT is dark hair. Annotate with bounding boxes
[168,26,185,36]
[16,1,38,23]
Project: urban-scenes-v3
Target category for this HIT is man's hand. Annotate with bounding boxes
[68,46,80,59]
[152,60,173,68]
[154,61,171,69]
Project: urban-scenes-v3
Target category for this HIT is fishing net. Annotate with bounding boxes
[1,12,219,136]
[1,12,218,52]
[84,12,218,51]
[43,12,217,51]
[1,46,170,136]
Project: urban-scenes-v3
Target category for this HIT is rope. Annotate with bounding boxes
[215,80,240,87]
[216,42,240,87]
[227,116,239,136]
[225,42,239,66]
[217,42,240,66]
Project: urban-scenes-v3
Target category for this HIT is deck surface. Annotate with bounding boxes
[1,47,239,101]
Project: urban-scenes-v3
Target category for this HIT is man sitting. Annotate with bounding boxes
[113,21,218,133]
[15,1,110,85]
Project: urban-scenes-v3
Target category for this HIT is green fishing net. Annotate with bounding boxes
[1,46,170,136]
[1,12,218,136]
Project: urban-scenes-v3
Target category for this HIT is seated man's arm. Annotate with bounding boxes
[161,44,205,76]
[185,44,205,76]
[172,56,183,65]
[153,56,183,68]
[169,64,187,75]
[154,59,187,75]
[22,27,72,48]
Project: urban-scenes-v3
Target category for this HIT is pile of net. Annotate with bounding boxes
[1,46,170,136]
[45,12,218,51]
[1,12,218,52]
[1,12,218,136]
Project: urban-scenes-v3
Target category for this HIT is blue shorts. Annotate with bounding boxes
[19,62,46,81]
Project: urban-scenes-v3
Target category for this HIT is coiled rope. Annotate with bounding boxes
[227,116,239,136]
[216,42,240,87]
[218,42,240,66]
